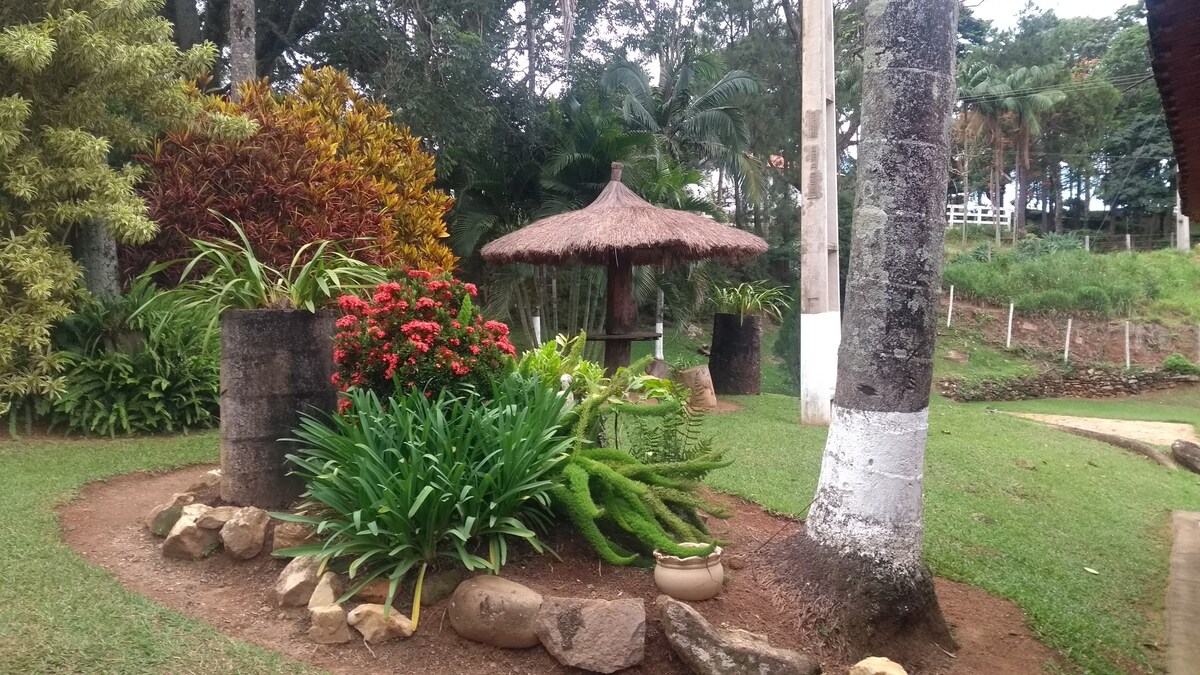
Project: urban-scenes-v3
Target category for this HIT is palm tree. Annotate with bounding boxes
[959,62,1012,245]
[1002,66,1065,238]
[769,0,958,652]
[602,51,764,202]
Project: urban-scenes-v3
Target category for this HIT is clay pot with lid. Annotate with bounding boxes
[653,543,725,601]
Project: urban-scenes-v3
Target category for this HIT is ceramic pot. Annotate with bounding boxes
[653,543,724,601]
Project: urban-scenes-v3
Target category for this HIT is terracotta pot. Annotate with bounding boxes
[653,543,724,601]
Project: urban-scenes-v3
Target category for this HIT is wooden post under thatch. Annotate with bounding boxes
[604,253,637,373]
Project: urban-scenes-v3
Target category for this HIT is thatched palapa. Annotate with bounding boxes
[481,163,768,372]
[481,164,767,267]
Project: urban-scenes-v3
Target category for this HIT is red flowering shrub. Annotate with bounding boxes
[332,270,516,404]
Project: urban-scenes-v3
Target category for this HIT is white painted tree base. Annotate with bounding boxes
[806,404,928,575]
[799,311,840,425]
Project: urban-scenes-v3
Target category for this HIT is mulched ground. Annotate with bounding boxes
[59,465,1059,674]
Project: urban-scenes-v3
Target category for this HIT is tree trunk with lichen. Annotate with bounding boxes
[228,0,256,99]
[765,0,958,661]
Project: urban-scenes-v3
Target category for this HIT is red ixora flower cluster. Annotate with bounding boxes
[332,269,516,408]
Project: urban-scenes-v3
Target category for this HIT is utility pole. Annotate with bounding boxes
[799,0,841,425]
[1177,191,1191,251]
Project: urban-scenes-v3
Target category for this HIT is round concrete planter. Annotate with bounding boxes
[219,308,337,508]
[653,543,725,601]
[708,312,762,395]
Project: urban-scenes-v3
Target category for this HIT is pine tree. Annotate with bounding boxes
[0,0,248,421]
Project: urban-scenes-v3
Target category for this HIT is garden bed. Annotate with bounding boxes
[59,464,1057,674]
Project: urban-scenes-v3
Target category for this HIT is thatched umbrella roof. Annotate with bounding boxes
[481,163,768,267]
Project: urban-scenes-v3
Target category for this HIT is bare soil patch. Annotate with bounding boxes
[59,465,1058,674]
[1006,413,1200,446]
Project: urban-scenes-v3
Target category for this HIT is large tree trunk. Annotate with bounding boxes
[228,0,256,99]
[72,222,121,300]
[766,0,957,661]
[1015,129,1030,239]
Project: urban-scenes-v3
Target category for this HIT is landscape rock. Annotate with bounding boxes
[850,656,908,675]
[162,504,220,559]
[220,507,270,559]
[308,572,342,610]
[196,506,240,529]
[187,468,222,493]
[536,596,645,673]
[146,492,195,537]
[655,595,819,675]
[272,521,318,552]
[351,578,393,605]
[1172,440,1200,474]
[275,555,321,607]
[420,568,465,607]
[448,576,543,648]
[347,603,415,643]
[308,604,352,644]
[646,359,671,379]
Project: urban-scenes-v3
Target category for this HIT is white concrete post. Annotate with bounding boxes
[945,285,955,328]
[798,0,841,426]
[1064,318,1073,363]
[532,313,542,347]
[1177,191,1191,252]
[654,321,664,360]
[1125,233,1132,252]
[1005,303,1014,349]
[1124,321,1131,370]
[1084,235,1090,252]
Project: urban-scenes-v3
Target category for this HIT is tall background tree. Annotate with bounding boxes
[766,0,959,660]
[0,0,248,420]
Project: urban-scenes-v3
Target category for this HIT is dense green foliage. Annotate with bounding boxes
[0,0,246,420]
[279,373,572,625]
[944,250,1200,321]
[1162,354,1200,376]
[36,279,219,437]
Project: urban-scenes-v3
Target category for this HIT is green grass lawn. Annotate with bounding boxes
[0,434,314,674]
[702,393,1200,674]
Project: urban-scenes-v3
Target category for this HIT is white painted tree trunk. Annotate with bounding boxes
[804,0,957,589]
[806,405,928,573]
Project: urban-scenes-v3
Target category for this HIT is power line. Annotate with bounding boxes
[958,72,1151,104]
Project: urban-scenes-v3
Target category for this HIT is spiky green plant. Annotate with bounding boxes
[710,281,790,323]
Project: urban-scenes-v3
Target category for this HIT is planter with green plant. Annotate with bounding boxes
[708,282,789,395]
[153,219,387,508]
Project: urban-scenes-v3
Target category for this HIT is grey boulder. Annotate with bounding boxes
[535,596,645,673]
[655,595,819,675]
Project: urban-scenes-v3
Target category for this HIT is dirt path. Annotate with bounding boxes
[1168,512,1200,674]
[58,465,1060,675]
[1006,413,1200,447]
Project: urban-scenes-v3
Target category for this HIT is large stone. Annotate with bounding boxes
[448,576,543,648]
[162,504,220,559]
[308,572,342,610]
[187,468,222,494]
[655,595,819,675]
[275,555,321,607]
[535,597,646,673]
[850,656,908,675]
[347,603,415,643]
[220,507,270,559]
[272,520,318,552]
[309,604,352,644]
[197,506,240,529]
[146,492,195,537]
[1173,440,1200,474]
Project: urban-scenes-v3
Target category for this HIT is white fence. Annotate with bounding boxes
[946,204,1014,229]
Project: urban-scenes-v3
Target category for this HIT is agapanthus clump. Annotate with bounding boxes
[332,270,516,407]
